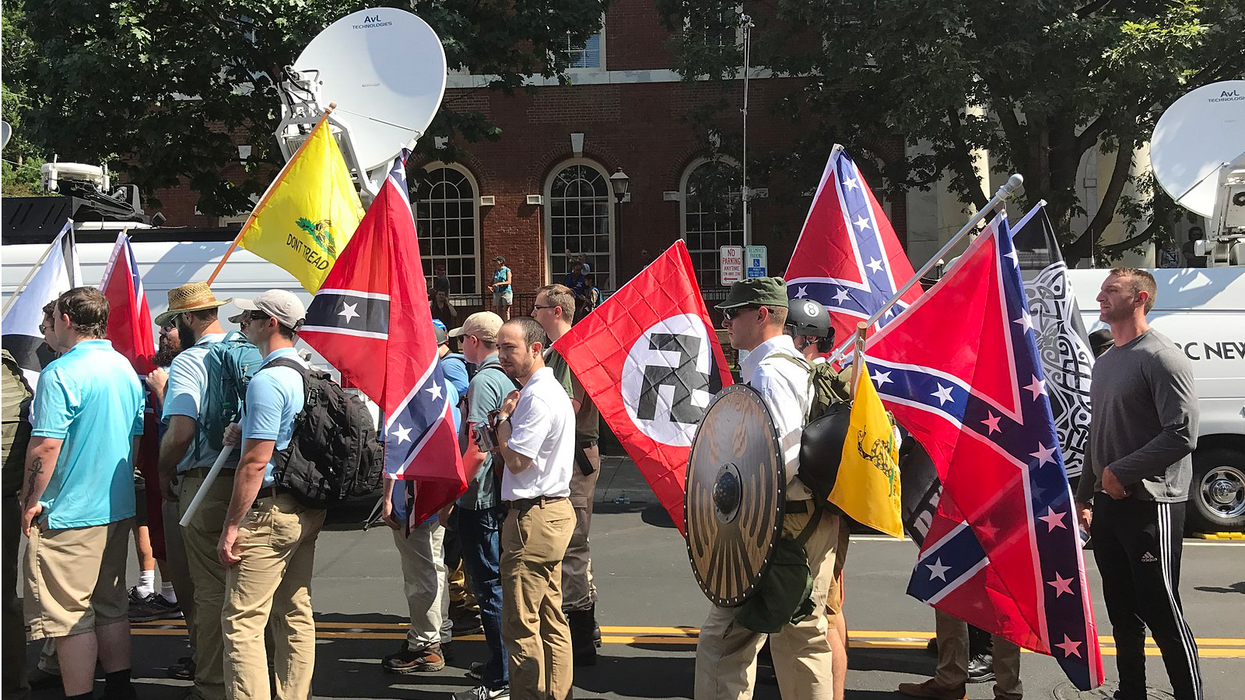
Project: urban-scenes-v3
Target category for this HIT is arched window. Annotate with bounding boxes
[412,165,480,294]
[681,158,744,288]
[546,160,613,288]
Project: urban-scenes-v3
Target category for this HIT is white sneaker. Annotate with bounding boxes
[452,685,509,700]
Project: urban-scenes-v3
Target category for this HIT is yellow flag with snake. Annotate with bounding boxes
[830,359,904,538]
[237,118,364,293]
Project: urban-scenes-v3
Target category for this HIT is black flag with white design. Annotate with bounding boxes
[1,223,82,389]
[1012,203,1095,478]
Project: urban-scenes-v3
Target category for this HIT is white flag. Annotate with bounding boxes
[1,222,83,388]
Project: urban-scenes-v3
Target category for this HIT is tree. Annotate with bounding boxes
[658,0,1244,265]
[6,0,609,216]
[1,4,53,198]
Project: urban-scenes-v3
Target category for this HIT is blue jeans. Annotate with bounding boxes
[458,505,508,688]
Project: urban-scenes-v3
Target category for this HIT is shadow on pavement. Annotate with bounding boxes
[1193,580,1245,595]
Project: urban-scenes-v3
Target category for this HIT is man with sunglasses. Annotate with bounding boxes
[153,282,234,700]
[696,277,839,700]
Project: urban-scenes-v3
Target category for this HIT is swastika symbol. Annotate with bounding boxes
[636,333,712,424]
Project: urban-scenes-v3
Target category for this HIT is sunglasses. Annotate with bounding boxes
[38,323,50,334]
[532,304,557,311]
[722,306,761,321]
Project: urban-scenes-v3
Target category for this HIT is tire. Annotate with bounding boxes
[1188,448,1245,533]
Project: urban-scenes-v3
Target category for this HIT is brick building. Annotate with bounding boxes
[148,1,908,300]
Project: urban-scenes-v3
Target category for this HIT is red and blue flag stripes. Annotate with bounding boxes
[863,216,1103,690]
[99,232,156,375]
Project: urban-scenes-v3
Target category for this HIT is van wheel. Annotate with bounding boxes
[1189,449,1245,533]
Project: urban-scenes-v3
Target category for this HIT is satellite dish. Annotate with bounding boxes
[1151,80,1245,218]
[292,8,447,173]
[1,121,11,150]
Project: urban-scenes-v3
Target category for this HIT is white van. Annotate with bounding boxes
[1068,268,1245,533]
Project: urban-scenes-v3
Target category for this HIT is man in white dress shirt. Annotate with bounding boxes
[694,277,840,700]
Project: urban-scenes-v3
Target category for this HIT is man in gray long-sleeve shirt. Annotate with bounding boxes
[1076,268,1203,700]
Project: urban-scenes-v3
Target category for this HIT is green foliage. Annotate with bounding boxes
[658,0,1244,263]
[1,4,53,197]
[6,0,608,215]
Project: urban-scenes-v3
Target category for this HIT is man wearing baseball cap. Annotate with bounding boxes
[695,277,839,700]
[212,290,323,700]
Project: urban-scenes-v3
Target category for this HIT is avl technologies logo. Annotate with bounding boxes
[353,14,393,29]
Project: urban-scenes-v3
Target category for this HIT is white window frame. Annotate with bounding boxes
[544,157,616,289]
[564,15,606,71]
[680,156,748,288]
[413,162,482,297]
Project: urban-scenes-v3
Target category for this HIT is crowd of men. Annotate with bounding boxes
[0,265,1204,700]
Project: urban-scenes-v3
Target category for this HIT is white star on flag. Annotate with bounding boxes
[833,288,850,303]
[1004,249,1019,267]
[1030,442,1057,467]
[926,558,950,582]
[1024,375,1047,400]
[391,424,412,444]
[338,302,360,322]
[1038,506,1067,532]
[1054,635,1083,658]
[932,384,954,405]
[1047,572,1075,597]
[842,176,860,191]
[854,215,872,232]
[426,382,443,401]
[1012,311,1033,333]
[794,286,809,299]
[867,258,884,274]
[981,412,1002,435]
[872,370,892,388]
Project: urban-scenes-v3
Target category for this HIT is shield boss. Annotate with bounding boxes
[685,384,785,606]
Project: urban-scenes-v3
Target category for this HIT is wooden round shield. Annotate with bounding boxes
[684,384,785,607]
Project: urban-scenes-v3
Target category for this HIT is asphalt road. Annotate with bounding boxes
[26,457,1245,699]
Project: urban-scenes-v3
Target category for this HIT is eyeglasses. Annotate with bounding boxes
[39,323,49,334]
[531,304,557,311]
[246,311,271,323]
[722,306,760,321]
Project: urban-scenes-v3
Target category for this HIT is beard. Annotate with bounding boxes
[154,334,182,367]
[176,319,197,351]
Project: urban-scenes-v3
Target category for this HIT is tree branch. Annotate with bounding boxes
[945,109,989,210]
[1101,217,1159,257]
[1066,142,1135,263]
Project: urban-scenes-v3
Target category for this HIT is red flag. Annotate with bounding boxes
[99,233,156,375]
[551,241,732,533]
[863,216,1103,690]
[300,154,466,525]
[784,147,923,347]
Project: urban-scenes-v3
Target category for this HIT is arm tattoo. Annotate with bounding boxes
[24,456,45,512]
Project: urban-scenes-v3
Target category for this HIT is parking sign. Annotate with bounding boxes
[720,246,744,285]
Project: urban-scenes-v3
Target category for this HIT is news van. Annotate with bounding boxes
[1068,267,1245,533]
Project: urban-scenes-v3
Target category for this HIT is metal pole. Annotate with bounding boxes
[740,14,753,248]
[828,173,1025,362]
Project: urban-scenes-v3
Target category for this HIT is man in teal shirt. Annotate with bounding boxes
[21,287,144,700]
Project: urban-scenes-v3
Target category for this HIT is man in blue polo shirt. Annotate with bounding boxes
[215,290,321,700]
[21,287,145,700]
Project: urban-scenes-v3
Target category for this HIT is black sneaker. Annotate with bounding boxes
[129,593,183,622]
[966,652,994,683]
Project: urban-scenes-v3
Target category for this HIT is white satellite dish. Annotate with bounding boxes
[1151,80,1245,218]
[292,8,447,173]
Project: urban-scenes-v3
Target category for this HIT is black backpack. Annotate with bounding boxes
[263,358,384,508]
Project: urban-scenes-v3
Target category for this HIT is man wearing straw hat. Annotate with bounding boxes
[153,282,235,700]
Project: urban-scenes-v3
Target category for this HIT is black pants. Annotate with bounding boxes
[1091,498,1202,700]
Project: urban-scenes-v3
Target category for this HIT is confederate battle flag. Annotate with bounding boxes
[864,215,1103,690]
[551,241,732,533]
[301,152,466,528]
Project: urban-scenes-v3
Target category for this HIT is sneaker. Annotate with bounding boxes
[382,643,446,674]
[452,614,483,635]
[896,679,966,700]
[127,586,148,606]
[167,655,196,681]
[966,652,994,683]
[466,661,485,681]
[129,593,183,622]
[452,685,509,700]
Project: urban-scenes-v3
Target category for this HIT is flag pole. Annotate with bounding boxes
[206,106,337,285]
[829,173,1024,363]
[849,322,867,400]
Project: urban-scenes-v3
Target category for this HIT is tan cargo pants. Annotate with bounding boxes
[501,498,576,700]
[933,609,1022,700]
[694,507,840,700]
[222,492,325,700]
[180,470,236,700]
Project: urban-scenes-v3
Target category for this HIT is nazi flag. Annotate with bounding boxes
[551,241,733,534]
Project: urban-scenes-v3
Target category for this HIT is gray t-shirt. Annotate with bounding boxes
[1077,329,1199,504]
[457,354,516,510]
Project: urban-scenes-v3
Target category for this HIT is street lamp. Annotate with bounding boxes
[610,167,630,202]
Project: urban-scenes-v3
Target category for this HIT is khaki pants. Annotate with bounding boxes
[164,476,196,660]
[694,509,840,700]
[561,444,599,611]
[181,471,236,700]
[24,518,132,640]
[392,518,451,650]
[502,499,575,700]
[223,492,325,700]
[932,609,1022,700]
